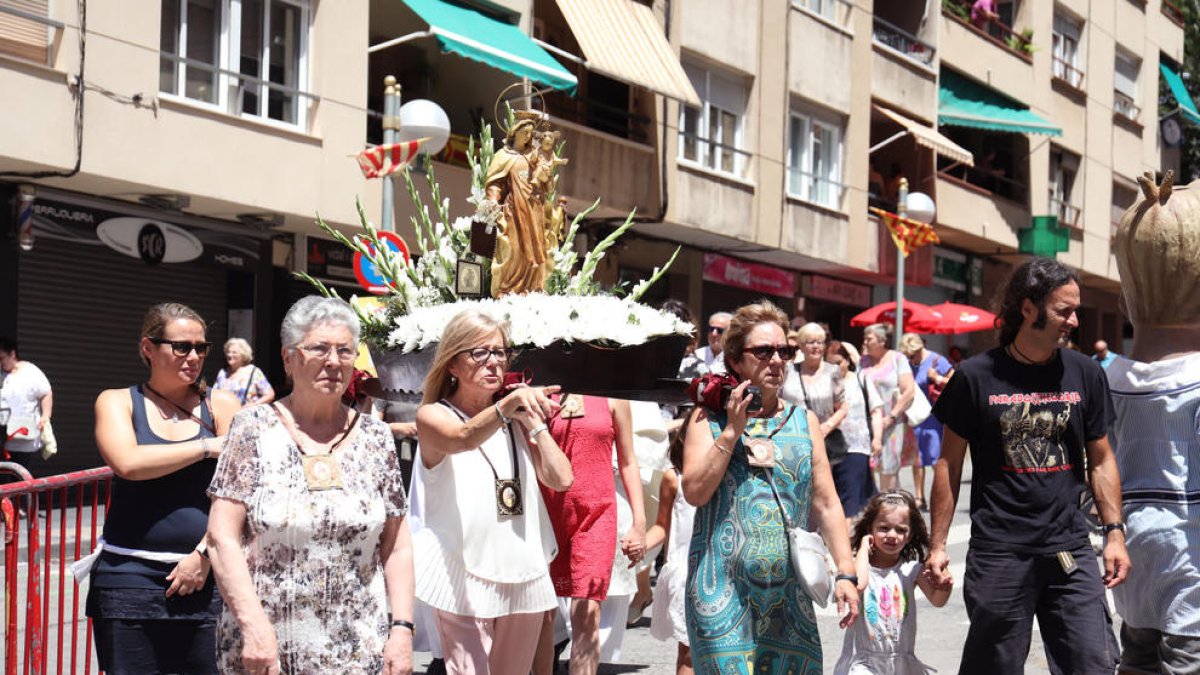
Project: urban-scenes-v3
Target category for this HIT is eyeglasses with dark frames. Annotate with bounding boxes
[745,345,798,361]
[459,347,515,365]
[149,338,213,357]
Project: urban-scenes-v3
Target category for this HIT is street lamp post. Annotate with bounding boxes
[893,179,937,349]
[381,76,400,231]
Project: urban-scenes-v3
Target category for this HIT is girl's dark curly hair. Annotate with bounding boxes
[850,490,930,563]
[995,258,1080,346]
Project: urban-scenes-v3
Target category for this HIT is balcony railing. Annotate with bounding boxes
[544,90,651,145]
[1050,195,1081,228]
[872,16,936,67]
[942,0,1034,61]
[1113,90,1141,123]
[939,164,1029,205]
[1162,0,1185,27]
[788,169,846,210]
[1052,55,1086,90]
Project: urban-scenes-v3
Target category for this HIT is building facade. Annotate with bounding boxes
[0,0,1186,469]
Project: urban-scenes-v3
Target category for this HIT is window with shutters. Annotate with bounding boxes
[0,0,57,65]
[1051,11,1084,89]
[159,0,311,128]
[1049,147,1081,228]
[1113,49,1141,122]
[787,109,844,210]
[678,61,751,178]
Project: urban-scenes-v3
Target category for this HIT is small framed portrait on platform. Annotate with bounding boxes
[456,259,484,298]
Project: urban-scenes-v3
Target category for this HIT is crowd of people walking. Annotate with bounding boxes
[22,247,1197,674]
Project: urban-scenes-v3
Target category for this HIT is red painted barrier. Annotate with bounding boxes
[1,465,112,675]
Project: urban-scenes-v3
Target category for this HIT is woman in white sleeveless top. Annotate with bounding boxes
[414,309,573,674]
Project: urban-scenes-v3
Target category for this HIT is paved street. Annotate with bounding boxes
[410,456,1092,674]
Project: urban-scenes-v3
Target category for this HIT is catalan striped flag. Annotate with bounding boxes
[870,206,941,257]
[354,138,429,178]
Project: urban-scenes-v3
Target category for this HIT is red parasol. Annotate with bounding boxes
[850,301,941,330]
[924,302,997,334]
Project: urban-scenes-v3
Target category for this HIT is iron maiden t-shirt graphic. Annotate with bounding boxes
[933,350,1112,552]
[993,391,1082,474]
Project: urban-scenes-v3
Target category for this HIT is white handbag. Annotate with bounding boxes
[905,386,932,426]
[785,526,834,607]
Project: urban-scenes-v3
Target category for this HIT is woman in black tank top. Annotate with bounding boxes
[88,303,240,675]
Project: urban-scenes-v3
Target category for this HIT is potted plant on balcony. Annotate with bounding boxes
[299,109,690,398]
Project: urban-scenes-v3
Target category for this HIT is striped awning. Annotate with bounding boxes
[874,105,975,166]
[553,0,700,106]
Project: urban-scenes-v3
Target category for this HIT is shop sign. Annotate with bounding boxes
[932,247,968,292]
[31,198,259,270]
[307,237,356,281]
[703,254,795,297]
[97,217,203,266]
[800,274,871,308]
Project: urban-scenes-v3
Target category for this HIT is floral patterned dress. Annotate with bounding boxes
[207,405,408,674]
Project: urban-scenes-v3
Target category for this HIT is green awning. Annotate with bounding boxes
[938,71,1062,137]
[1160,62,1200,125]
[401,0,577,93]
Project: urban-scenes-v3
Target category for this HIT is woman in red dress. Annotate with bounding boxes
[535,394,645,673]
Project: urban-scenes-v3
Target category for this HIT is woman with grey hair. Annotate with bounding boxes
[859,323,916,492]
[207,296,414,674]
[215,337,274,406]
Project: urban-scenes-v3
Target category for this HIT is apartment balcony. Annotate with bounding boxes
[1162,0,1185,28]
[1051,56,1086,100]
[1049,195,1081,230]
[872,16,938,120]
[789,0,855,113]
[940,0,1033,98]
[552,116,660,218]
[935,168,1029,251]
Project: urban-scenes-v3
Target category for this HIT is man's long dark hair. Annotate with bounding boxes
[996,258,1080,346]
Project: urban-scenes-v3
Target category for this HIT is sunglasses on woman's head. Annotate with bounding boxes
[460,347,515,364]
[745,345,798,361]
[149,338,213,357]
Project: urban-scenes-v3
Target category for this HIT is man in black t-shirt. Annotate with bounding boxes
[927,259,1130,674]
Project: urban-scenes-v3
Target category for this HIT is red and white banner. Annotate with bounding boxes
[355,138,429,178]
[703,254,795,297]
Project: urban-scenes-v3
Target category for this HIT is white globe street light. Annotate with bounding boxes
[399,99,451,156]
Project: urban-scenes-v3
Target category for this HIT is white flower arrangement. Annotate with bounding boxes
[386,293,693,353]
[299,118,688,356]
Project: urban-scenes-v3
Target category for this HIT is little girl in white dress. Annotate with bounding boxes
[835,490,953,675]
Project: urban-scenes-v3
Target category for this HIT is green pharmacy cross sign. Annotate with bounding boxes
[1018,215,1070,257]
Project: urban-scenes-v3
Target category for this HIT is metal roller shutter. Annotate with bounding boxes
[17,238,228,473]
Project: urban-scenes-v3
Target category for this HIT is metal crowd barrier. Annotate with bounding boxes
[1,463,113,675]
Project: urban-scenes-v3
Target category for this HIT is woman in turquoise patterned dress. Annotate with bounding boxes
[682,302,860,673]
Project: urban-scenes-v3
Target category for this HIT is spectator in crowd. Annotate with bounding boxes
[693,312,731,375]
[860,324,916,491]
[533,395,643,675]
[0,336,54,471]
[947,345,966,366]
[683,301,858,671]
[1106,180,1200,674]
[660,299,706,380]
[648,415,696,675]
[206,297,414,673]
[834,490,951,674]
[1092,339,1119,369]
[84,303,239,675]
[214,337,274,406]
[899,333,953,511]
[412,309,572,674]
[826,342,883,524]
[791,323,851,503]
[971,0,999,30]
[927,259,1129,673]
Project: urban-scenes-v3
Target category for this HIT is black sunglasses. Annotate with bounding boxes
[708,325,726,335]
[745,345,798,361]
[149,338,213,357]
